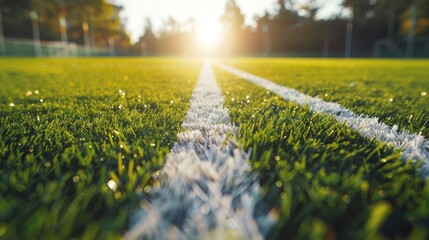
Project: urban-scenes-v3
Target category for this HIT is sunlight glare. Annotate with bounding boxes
[196,21,222,49]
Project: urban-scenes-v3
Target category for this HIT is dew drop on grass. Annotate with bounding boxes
[34,90,39,94]
[324,93,328,97]
[422,91,427,96]
[118,104,122,109]
[201,203,210,215]
[151,143,156,147]
[389,98,393,102]
[274,156,280,161]
[40,99,44,103]
[226,218,237,230]
[9,103,14,107]
[107,180,117,191]
[231,98,235,101]
[44,162,51,168]
[276,181,283,188]
[170,100,174,104]
[72,176,80,183]
[144,185,151,193]
[25,91,32,96]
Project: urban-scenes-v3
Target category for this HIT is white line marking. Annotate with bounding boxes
[214,61,429,178]
[126,61,275,239]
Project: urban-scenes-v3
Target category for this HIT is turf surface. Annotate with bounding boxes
[1,58,428,239]
[220,58,429,138]
[213,66,429,239]
[0,58,199,239]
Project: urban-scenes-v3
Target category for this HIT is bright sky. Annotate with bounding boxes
[116,0,343,43]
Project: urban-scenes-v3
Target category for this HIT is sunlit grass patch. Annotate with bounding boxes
[0,58,200,239]
[214,67,429,239]
[220,58,429,138]
[1,57,428,239]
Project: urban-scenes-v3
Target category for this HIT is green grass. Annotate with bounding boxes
[220,58,429,137]
[1,58,428,240]
[0,58,200,239]
[213,66,429,239]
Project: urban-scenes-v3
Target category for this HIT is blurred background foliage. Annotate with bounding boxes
[0,0,131,54]
[136,0,429,57]
[0,0,428,56]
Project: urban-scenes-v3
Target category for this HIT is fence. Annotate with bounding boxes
[1,36,429,58]
[0,37,110,57]
[374,37,429,58]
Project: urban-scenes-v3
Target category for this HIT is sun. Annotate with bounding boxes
[196,22,222,49]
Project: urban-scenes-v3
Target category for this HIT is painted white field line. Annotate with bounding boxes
[214,61,429,178]
[125,61,274,240]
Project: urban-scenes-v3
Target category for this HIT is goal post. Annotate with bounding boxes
[0,37,109,57]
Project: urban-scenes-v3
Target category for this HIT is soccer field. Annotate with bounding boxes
[1,58,428,239]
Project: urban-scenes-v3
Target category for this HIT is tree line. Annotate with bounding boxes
[136,0,429,57]
[0,0,131,51]
[1,0,428,56]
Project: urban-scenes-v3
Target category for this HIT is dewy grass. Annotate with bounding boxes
[1,57,428,239]
[213,67,429,239]
[220,58,429,138]
[127,61,269,239]
[0,58,200,239]
[214,61,429,177]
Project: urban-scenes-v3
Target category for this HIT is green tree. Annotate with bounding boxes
[220,0,246,54]
[220,0,245,31]
[400,0,429,36]
[137,19,157,55]
[0,0,33,39]
[1,0,130,49]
